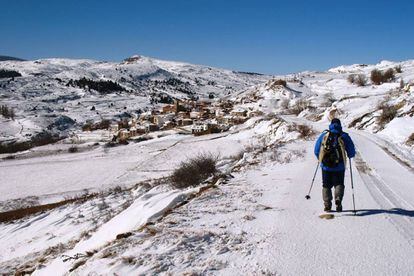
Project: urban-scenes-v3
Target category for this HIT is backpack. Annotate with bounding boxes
[320,131,345,168]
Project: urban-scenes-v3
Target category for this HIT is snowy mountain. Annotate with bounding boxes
[1,58,414,275]
[0,55,270,143]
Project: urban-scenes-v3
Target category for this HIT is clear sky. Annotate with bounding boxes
[1,0,413,74]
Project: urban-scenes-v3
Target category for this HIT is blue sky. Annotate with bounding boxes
[1,0,413,74]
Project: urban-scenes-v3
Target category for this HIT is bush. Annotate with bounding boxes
[347,74,356,84]
[290,98,310,115]
[407,133,414,146]
[170,153,218,189]
[377,102,398,127]
[383,68,395,82]
[296,124,314,139]
[0,105,15,120]
[288,123,315,139]
[400,79,405,89]
[280,98,290,110]
[371,68,395,85]
[274,79,287,87]
[355,74,367,86]
[395,65,402,73]
[371,69,383,85]
[68,146,78,153]
[322,93,335,107]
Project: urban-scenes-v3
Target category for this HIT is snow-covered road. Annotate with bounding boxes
[40,127,414,275]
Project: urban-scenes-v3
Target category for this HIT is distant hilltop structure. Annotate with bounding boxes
[122,55,141,64]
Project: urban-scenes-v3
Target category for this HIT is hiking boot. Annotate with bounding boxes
[335,200,342,212]
[324,203,332,212]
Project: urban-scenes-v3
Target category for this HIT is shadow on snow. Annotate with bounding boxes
[341,208,414,217]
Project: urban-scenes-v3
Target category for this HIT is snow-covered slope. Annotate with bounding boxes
[0,55,270,143]
[1,58,414,275]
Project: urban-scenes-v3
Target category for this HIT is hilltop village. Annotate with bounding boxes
[107,98,263,141]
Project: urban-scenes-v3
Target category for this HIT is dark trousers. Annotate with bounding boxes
[322,170,345,206]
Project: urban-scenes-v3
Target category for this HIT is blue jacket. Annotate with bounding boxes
[314,121,355,171]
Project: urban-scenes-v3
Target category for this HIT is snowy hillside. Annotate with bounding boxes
[0,55,269,144]
[1,58,414,275]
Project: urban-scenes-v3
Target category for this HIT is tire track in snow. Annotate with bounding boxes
[354,152,414,246]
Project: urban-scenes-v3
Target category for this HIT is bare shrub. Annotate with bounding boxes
[400,79,405,89]
[406,133,414,146]
[296,124,315,139]
[322,93,335,107]
[383,68,395,82]
[377,102,398,127]
[347,74,356,84]
[274,79,287,87]
[371,68,395,85]
[289,98,310,115]
[0,105,15,120]
[170,153,218,189]
[288,123,315,139]
[355,74,367,86]
[68,146,78,153]
[371,69,383,85]
[394,65,402,73]
[280,98,290,110]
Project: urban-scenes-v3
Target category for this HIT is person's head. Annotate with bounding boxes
[329,118,342,133]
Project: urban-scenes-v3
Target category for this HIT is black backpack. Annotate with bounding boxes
[321,131,344,168]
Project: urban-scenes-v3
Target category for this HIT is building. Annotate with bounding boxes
[109,123,119,133]
[153,115,165,127]
[182,118,193,126]
[118,129,130,141]
[163,121,175,130]
[146,123,159,132]
[230,108,248,117]
[191,122,219,136]
[190,111,202,119]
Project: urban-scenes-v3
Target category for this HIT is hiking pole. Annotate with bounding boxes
[305,162,320,200]
[349,158,356,215]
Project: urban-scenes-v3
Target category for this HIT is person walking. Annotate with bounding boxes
[314,118,355,212]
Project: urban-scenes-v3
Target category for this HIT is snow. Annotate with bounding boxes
[1,57,414,275]
[379,117,414,143]
[34,185,205,275]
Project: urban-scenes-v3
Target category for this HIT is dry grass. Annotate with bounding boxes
[274,79,287,87]
[395,65,402,73]
[289,98,310,115]
[348,74,367,86]
[322,93,336,107]
[355,74,367,86]
[170,153,218,189]
[288,123,315,139]
[377,102,398,127]
[371,68,395,85]
[406,133,414,146]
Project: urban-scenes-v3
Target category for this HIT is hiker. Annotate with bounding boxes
[314,118,355,212]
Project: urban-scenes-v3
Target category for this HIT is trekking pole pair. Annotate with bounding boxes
[306,159,356,216]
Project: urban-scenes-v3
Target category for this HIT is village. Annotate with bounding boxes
[108,98,263,142]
